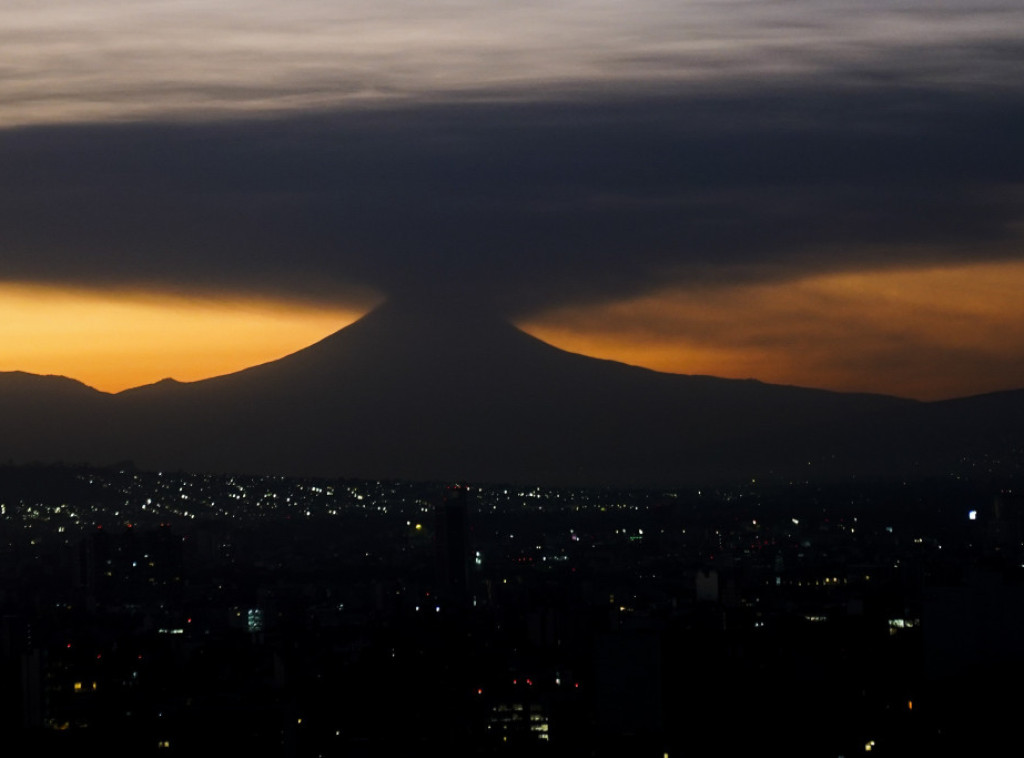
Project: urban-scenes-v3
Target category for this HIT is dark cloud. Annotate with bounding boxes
[2,86,1022,316]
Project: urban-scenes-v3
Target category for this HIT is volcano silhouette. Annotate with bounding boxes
[2,300,1022,485]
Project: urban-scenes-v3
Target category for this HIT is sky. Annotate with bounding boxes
[2,0,1023,399]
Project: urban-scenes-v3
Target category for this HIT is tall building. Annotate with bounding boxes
[435,484,471,606]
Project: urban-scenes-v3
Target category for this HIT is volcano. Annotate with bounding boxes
[2,301,1022,485]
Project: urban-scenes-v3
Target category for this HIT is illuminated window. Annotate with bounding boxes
[247,609,264,633]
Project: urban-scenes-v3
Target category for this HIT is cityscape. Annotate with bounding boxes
[4,461,1022,755]
[4,2,1024,756]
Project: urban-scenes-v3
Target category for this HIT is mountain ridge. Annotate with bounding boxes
[1,302,1019,485]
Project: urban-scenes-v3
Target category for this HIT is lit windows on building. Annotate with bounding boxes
[247,608,264,634]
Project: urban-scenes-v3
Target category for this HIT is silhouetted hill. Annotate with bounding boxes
[2,302,1021,485]
[0,371,113,464]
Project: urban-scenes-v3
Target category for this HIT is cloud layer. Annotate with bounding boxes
[2,0,1023,397]
[3,0,1024,127]
[2,89,1022,315]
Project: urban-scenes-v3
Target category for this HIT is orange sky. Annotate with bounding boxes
[3,261,1024,400]
[0,284,365,393]
[522,260,1024,401]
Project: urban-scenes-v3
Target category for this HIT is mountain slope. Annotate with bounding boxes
[0,372,114,463]
[1,301,1018,485]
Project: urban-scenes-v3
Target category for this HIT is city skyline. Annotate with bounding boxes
[3,1,1024,400]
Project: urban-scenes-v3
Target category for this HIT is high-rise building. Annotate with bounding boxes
[435,484,471,606]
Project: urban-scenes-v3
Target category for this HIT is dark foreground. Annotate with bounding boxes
[2,464,1022,756]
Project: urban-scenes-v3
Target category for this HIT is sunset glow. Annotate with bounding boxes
[0,284,365,393]
[521,261,1024,401]
[5,259,1021,401]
